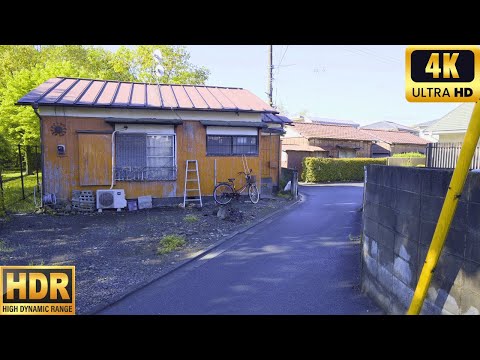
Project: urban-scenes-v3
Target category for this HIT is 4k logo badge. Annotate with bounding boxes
[0,266,75,315]
[406,45,480,102]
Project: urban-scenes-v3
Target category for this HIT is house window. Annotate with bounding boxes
[207,135,258,156]
[115,133,176,181]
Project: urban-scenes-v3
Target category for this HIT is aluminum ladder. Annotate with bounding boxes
[183,160,203,207]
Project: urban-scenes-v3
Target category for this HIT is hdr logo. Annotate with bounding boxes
[405,45,480,102]
[0,266,75,315]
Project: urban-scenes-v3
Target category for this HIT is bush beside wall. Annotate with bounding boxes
[302,158,387,182]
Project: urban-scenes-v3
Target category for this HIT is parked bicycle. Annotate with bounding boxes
[213,169,260,205]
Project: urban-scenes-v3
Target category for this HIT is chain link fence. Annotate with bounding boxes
[0,144,41,214]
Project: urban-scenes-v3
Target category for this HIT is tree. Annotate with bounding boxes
[0,45,210,155]
[112,45,209,84]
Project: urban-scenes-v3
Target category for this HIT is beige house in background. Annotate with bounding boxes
[428,103,474,143]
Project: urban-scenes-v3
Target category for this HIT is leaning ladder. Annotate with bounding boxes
[183,160,203,208]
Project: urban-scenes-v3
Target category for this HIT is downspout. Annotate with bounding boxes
[110,126,128,189]
[32,103,45,204]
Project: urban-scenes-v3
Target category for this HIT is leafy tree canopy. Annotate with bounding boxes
[0,45,209,148]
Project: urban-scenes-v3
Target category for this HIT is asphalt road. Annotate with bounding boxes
[100,184,381,315]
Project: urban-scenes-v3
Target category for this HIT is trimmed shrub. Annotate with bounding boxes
[392,152,425,158]
[302,157,387,182]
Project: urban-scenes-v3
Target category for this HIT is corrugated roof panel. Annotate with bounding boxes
[18,77,64,104]
[171,86,193,108]
[221,88,254,110]
[209,87,236,109]
[159,86,179,108]
[95,81,118,105]
[59,79,92,104]
[17,77,277,113]
[146,85,161,107]
[239,89,275,112]
[196,87,222,109]
[113,82,133,105]
[77,80,105,104]
[42,78,77,103]
[131,83,146,106]
[184,86,208,109]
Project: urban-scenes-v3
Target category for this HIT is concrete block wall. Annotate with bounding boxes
[362,165,480,314]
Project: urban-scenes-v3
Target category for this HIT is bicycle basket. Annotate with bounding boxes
[247,175,256,184]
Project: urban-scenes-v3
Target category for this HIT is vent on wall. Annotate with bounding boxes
[96,190,127,212]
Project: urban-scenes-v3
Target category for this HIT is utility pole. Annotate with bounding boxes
[267,45,273,107]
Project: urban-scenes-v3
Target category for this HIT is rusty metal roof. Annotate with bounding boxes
[17,77,277,113]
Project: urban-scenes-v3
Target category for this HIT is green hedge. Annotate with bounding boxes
[392,152,425,158]
[302,157,387,182]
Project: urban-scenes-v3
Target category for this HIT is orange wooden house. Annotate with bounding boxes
[18,77,290,205]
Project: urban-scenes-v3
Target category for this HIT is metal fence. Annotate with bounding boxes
[0,145,41,213]
[426,142,480,169]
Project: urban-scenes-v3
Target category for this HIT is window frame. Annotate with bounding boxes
[206,134,259,156]
[115,132,177,181]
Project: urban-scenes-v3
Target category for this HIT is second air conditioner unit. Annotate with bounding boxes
[96,189,127,212]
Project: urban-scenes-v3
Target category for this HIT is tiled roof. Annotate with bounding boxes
[262,113,292,124]
[361,121,416,133]
[362,129,429,145]
[427,103,474,133]
[17,77,276,113]
[282,144,327,152]
[305,116,360,127]
[291,123,375,141]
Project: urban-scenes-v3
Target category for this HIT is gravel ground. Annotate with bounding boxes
[0,197,293,314]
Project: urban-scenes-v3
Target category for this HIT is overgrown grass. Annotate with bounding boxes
[392,152,425,158]
[1,171,23,180]
[0,240,13,253]
[157,234,186,255]
[1,174,40,213]
[183,214,199,222]
[276,192,292,199]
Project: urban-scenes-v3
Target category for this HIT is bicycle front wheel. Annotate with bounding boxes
[213,183,234,205]
[248,184,260,204]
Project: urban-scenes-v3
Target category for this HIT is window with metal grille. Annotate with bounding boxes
[115,133,176,181]
[207,135,258,156]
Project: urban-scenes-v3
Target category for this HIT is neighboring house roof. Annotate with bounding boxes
[290,123,375,141]
[362,129,429,145]
[413,119,438,129]
[16,77,276,113]
[361,121,417,133]
[262,113,292,124]
[282,144,327,152]
[300,116,360,128]
[427,103,474,133]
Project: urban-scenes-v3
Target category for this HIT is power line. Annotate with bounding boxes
[275,45,289,76]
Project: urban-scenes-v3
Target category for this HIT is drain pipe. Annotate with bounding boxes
[32,103,45,204]
[110,126,128,189]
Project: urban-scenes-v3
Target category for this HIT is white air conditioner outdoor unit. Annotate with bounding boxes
[96,189,127,212]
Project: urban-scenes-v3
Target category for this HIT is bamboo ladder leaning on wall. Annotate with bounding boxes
[183,160,203,208]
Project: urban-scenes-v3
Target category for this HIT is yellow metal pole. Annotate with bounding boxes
[407,101,480,315]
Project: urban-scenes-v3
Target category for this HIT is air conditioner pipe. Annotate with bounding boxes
[110,126,128,190]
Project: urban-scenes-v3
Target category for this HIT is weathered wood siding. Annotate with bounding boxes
[260,133,280,185]
[42,117,266,200]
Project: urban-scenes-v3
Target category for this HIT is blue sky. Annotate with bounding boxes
[101,45,459,126]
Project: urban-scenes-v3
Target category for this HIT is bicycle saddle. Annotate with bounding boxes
[228,178,235,182]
